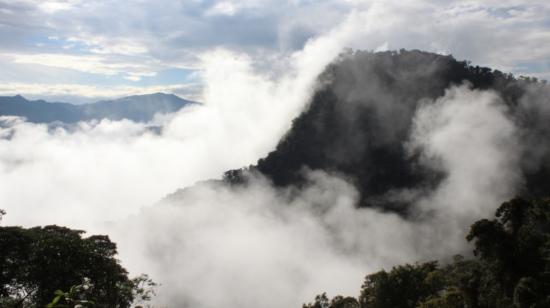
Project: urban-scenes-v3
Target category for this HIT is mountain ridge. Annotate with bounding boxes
[214,49,550,212]
[0,92,197,123]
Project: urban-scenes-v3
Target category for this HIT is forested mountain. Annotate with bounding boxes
[223,50,550,211]
[218,50,550,306]
[0,93,195,123]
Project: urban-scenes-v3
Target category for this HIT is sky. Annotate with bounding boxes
[1,0,550,103]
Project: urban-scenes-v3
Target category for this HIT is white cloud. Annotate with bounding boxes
[10,53,121,75]
[7,52,163,81]
[0,10,357,225]
[2,0,550,97]
[206,1,239,16]
[102,85,525,308]
[66,35,149,55]
[407,84,521,250]
[35,0,82,13]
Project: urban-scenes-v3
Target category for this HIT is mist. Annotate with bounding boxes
[98,83,524,307]
[0,5,384,227]
[0,47,335,226]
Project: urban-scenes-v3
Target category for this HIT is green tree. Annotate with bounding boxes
[303,293,359,308]
[467,198,550,307]
[303,197,550,308]
[358,261,442,308]
[0,225,155,307]
[417,286,465,308]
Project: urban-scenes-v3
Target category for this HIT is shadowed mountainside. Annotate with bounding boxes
[221,50,550,211]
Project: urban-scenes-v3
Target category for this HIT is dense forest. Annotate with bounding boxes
[303,197,550,308]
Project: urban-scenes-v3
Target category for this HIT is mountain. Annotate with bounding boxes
[161,50,550,306]
[0,93,196,123]
[220,49,550,211]
[0,95,82,123]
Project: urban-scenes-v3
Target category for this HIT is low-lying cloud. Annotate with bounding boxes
[0,9,367,227]
[97,84,524,307]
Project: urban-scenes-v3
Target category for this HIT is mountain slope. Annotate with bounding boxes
[0,95,82,123]
[0,93,196,123]
[222,50,550,210]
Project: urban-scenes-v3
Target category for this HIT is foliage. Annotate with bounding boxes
[46,278,95,308]
[359,261,442,308]
[466,197,550,307]
[0,225,157,307]
[127,274,158,306]
[304,197,550,308]
[303,293,359,308]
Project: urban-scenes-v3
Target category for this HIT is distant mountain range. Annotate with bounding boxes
[0,93,197,123]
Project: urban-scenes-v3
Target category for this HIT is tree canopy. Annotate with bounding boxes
[0,224,154,307]
[303,197,550,308]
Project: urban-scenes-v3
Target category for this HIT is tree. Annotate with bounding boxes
[417,287,465,308]
[303,293,359,308]
[467,197,550,307]
[358,261,442,308]
[0,225,155,307]
[303,197,550,308]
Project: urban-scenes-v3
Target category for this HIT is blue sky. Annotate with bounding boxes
[1,0,549,103]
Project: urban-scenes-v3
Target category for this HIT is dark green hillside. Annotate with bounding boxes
[225,50,549,210]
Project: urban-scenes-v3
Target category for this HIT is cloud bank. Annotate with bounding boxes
[0,8,367,227]
[105,84,524,307]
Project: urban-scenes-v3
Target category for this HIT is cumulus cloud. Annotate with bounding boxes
[2,0,550,101]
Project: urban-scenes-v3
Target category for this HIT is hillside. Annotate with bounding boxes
[222,50,550,211]
[0,93,195,123]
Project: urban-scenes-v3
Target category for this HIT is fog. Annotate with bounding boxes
[101,84,522,307]
[0,6,378,226]
[0,35,348,226]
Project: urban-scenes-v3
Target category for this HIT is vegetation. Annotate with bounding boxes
[0,219,156,307]
[303,197,550,308]
[225,50,550,211]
